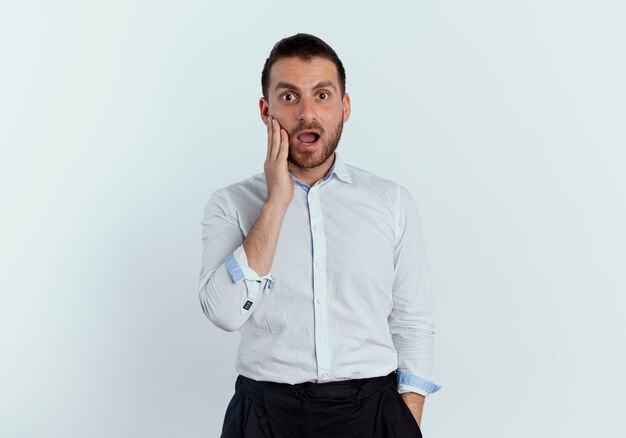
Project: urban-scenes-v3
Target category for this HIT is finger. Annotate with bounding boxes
[278,128,289,160]
[266,116,273,161]
[269,118,281,161]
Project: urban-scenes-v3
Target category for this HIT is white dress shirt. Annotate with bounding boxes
[199,152,441,396]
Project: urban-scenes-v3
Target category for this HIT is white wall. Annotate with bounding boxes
[1,1,624,437]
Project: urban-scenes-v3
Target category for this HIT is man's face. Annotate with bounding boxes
[260,56,351,170]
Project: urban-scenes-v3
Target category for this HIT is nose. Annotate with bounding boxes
[297,96,316,122]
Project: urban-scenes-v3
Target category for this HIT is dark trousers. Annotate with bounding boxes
[219,371,422,438]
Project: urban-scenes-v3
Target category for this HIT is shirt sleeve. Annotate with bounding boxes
[198,189,275,332]
[389,183,442,396]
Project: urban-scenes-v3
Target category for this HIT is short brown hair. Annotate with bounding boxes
[261,33,346,99]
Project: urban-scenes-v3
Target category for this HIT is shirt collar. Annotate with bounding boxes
[289,152,353,190]
[329,151,353,184]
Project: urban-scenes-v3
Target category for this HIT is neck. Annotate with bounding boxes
[288,153,336,187]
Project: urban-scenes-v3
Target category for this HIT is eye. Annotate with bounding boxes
[318,91,329,100]
[281,93,296,102]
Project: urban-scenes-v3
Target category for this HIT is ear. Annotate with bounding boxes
[342,92,351,123]
[259,97,270,126]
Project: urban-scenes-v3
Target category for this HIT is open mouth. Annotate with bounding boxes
[297,131,321,146]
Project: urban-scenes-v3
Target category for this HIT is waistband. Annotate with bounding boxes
[236,370,397,401]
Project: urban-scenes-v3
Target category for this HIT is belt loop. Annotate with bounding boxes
[235,375,244,390]
[294,384,312,406]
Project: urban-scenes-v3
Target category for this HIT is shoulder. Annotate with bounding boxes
[345,163,407,202]
[217,172,265,198]
[343,163,422,227]
[204,172,267,215]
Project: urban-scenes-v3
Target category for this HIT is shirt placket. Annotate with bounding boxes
[307,183,331,381]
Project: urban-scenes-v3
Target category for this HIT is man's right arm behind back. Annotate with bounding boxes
[198,117,293,332]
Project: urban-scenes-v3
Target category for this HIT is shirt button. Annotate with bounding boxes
[316,298,322,304]
[312,225,318,231]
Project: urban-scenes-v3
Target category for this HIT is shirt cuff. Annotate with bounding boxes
[396,370,442,396]
[225,244,275,294]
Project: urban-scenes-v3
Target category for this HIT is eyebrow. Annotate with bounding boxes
[274,80,338,93]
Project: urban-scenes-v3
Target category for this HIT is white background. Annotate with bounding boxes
[1,1,625,437]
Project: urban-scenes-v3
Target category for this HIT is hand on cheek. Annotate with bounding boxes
[267,114,281,128]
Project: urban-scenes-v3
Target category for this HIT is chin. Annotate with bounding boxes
[289,149,334,169]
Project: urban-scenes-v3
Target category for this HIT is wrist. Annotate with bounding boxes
[263,199,290,214]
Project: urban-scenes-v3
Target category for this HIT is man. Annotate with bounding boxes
[199,33,440,437]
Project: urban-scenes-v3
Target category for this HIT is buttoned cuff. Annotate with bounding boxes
[225,245,275,292]
[396,370,442,396]
[224,245,276,316]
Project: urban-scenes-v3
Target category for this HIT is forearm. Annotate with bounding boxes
[401,392,425,426]
[199,196,285,332]
[243,201,288,276]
